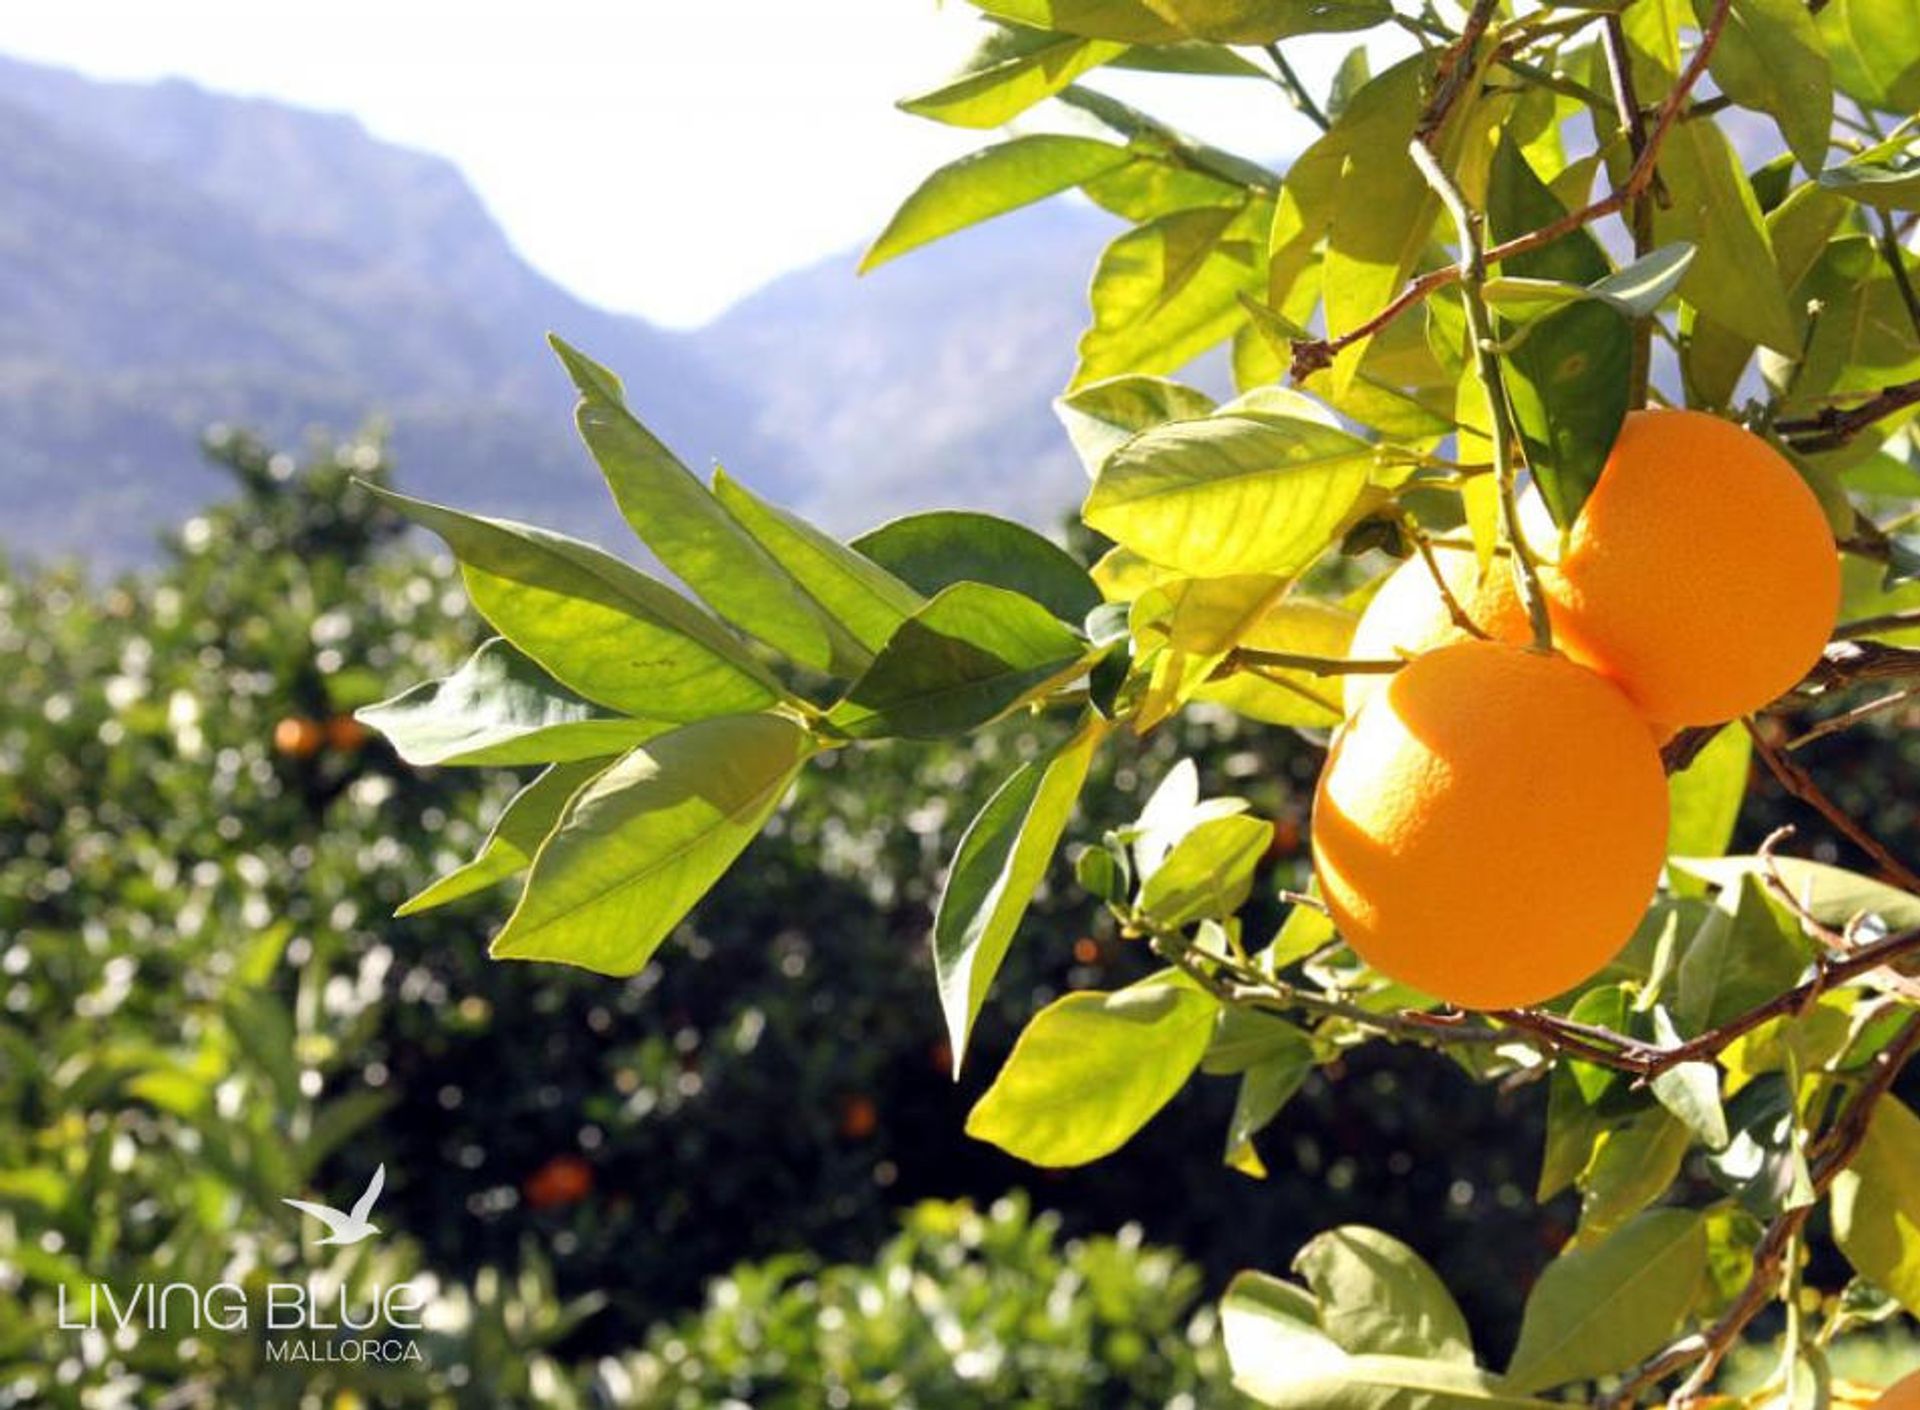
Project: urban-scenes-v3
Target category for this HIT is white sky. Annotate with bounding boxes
[0,1,1362,326]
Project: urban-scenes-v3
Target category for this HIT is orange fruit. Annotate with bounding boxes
[325,715,369,752]
[1312,639,1668,1009]
[1344,545,1530,716]
[522,1154,593,1210]
[1876,1371,1920,1409]
[272,716,324,759]
[1544,408,1839,728]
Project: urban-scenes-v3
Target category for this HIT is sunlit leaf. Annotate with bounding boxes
[1831,1096,1920,1315]
[1503,1208,1709,1393]
[1055,375,1218,475]
[852,511,1100,624]
[1138,813,1273,926]
[899,24,1128,129]
[933,714,1106,1070]
[1817,0,1920,114]
[862,134,1133,271]
[368,486,780,719]
[1695,0,1832,174]
[490,714,814,974]
[397,760,606,916]
[966,970,1217,1165]
[1294,1227,1476,1363]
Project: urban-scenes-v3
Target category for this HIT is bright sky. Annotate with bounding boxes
[0,1,1369,326]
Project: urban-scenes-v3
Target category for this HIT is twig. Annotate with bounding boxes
[1775,378,1920,452]
[1878,210,1920,344]
[1745,717,1920,894]
[1219,648,1406,678]
[1261,42,1329,131]
[1602,13,1659,404]
[1803,638,1920,689]
[1408,139,1554,650]
[1414,0,1498,143]
[1834,608,1920,640]
[1601,1014,1920,1407]
[1289,0,1736,383]
[1786,686,1919,750]
[1400,513,1492,640]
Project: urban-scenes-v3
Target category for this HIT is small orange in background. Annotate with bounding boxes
[522,1154,593,1210]
[1875,1370,1920,1408]
[838,1095,879,1140]
[325,715,369,752]
[1312,639,1667,1010]
[273,716,325,759]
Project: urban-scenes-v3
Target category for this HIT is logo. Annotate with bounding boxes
[58,1161,426,1367]
[282,1162,385,1246]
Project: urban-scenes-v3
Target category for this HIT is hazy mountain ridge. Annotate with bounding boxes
[0,54,1108,564]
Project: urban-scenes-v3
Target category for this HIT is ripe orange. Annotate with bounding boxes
[1312,639,1668,1009]
[1544,408,1839,728]
[1876,1371,1920,1409]
[522,1153,593,1210]
[1344,545,1530,716]
[272,716,325,759]
[325,715,370,752]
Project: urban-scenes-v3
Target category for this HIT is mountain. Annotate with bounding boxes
[0,54,1118,566]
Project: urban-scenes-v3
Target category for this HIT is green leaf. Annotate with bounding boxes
[899,24,1128,129]
[1142,0,1393,45]
[1223,1050,1313,1177]
[1055,375,1217,476]
[1782,236,1920,410]
[1647,1007,1730,1151]
[1205,1007,1314,1076]
[974,0,1183,42]
[1058,85,1281,192]
[851,511,1100,624]
[1073,202,1266,388]
[397,760,606,916]
[368,485,780,719]
[862,134,1132,271]
[1664,723,1752,869]
[1487,138,1628,529]
[1831,1096,1920,1315]
[1539,1066,1607,1200]
[1819,137,1920,210]
[358,638,667,767]
[1503,1208,1710,1394]
[550,336,858,676]
[1193,597,1355,727]
[489,714,812,975]
[965,970,1216,1165]
[1706,1075,1812,1218]
[1322,61,1437,393]
[1084,412,1375,576]
[1695,0,1832,175]
[1590,242,1699,317]
[710,467,923,662]
[1676,874,1814,1034]
[1817,0,1920,114]
[826,582,1090,740]
[1295,1227,1476,1363]
[1670,853,1920,931]
[933,715,1106,1070]
[1652,117,1801,355]
[1576,1107,1693,1240]
[1138,813,1273,927]
[1222,1271,1351,1398]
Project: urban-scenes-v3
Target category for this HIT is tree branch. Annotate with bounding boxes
[1289,0,1736,383]
[1261,42,1329,131]
[1745,717,1920,894]
[1601,1013,1920,1407]
[1775,378,1920,452]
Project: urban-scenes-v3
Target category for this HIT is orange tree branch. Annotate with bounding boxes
[1745,716,1920,894]
[1289,0,1735,382]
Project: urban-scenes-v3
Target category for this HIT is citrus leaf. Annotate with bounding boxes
[1072,202,1265,389]
[826,582,1090,740]
[933,713,1106,1071]
[1084,412,1375,577]
[1295,1227,1476,1363]
[1140,0,1392,42]
[1831,1096,1920,1315]
[397,759,607,917]
[1503,1208,1710,1394]
[965,970,1217,1166]
[489,714,812,974]
[710,467,923,661]
[1223,1049,1313,1177]
[550,336,858,676]
[1817,0,1920,114]
[1665,723,1752,869]
[974,0,1184,41]
[1138,813,1273,927]
[899,25,1127,130]
[852,510,1100,624]
[1818,137,1920,211]
[367,486,780,719]
[1695,0,1833,175]
[358,638,669,768]
[1055,375,1218,476]
[862,134,1133,271]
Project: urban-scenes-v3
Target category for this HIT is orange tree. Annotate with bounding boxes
[357,0,1920,1403]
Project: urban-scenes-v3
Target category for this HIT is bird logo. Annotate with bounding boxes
[282,1164,385,1246]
